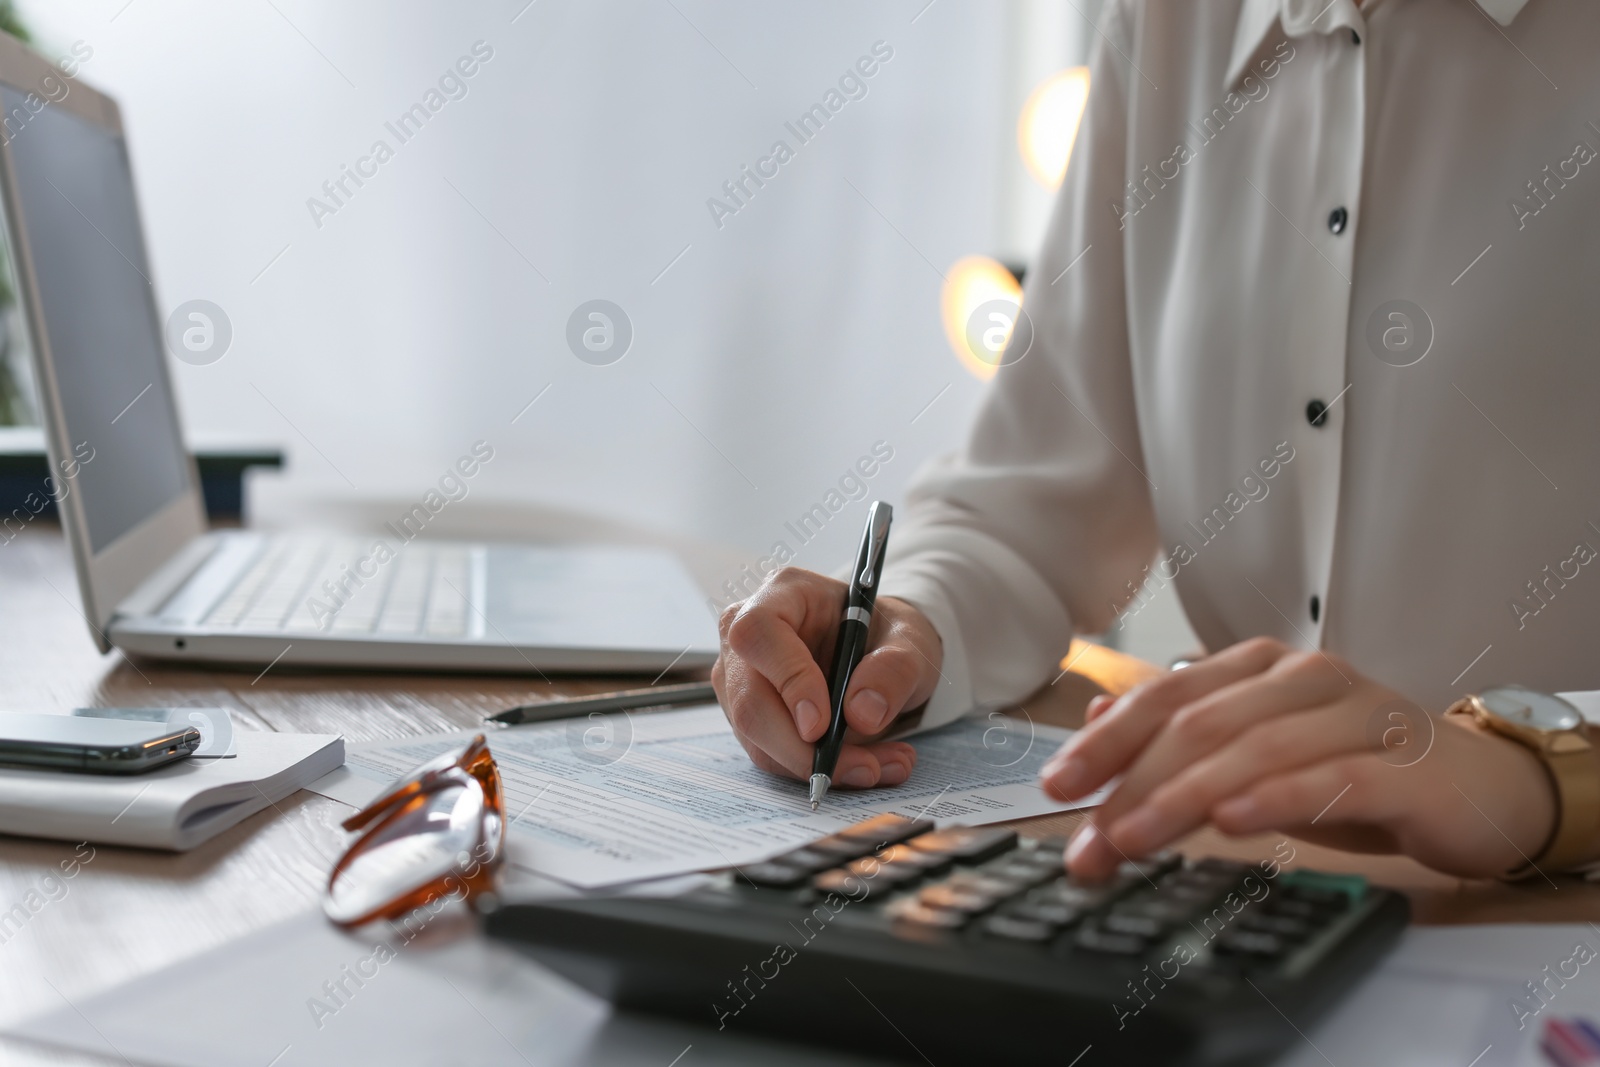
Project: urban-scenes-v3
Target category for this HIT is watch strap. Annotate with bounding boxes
[1446,695,1600,879]
[1517,745,1600,877]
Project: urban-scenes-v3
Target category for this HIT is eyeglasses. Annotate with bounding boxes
[324,734,505,927]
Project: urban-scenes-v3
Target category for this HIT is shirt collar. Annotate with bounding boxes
[1224,0,1533,89]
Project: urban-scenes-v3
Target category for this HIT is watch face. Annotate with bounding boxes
[1480,686,1583,732]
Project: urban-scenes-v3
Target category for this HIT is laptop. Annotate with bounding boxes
[0,36,718,675]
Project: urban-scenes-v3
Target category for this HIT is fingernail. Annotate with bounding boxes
[795,699,823,738]
[850,689,890,731]
[841,765,876,788]
[878,760,909,786]
[1065,823,1096,865]
[1044,755,1088,798]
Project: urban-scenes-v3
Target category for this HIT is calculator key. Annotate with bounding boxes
[771,848,838,873]
[1263,899,1324,921]
[1113,897,1198,925]
[844,857,923,886]
[1030,836,1069,857]
[1012,842,1068,864]
[907,827,1018,864]
[874,844,953,876]
[837,814,935,848]
[1214,930,1287,959]
[1035,880,1122,910]
[827,904,895,934]
[878,862,933,885]
[739,863,809,890]
[1101,913,1166,939]
[1074,925,1148,955]
[980,915,1057,943]
[1192,858,1249,878]
[812,869,873,897]
[1118,851,1182,882]
[806,836,879,861]
[1166,868,1233,890]
[1003,900,1084,927]
[1012,858,1070,882]
[1173,868,1240,891]
[1161,882,1221,904]
[1284,884,1350,909]
[985,860,1062,888]
[886,900,970,929]
[1239,913,1314,941]
[1190,863,1248,889]
[919,884,1000,913]
[946,872,1028,901]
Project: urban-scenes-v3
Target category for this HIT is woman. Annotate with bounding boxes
[713,0,1600,882]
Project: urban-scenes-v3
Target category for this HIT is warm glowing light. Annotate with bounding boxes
[1018,66,1090,189]
[942,256,1024,381]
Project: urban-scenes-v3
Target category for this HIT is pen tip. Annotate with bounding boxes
[810,800,818,811]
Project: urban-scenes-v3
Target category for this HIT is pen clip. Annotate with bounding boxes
[857,503,892,589]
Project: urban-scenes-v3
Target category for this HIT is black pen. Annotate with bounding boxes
[810,500,893,810]
[486,681,717,726]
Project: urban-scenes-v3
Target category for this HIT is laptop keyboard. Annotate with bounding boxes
[200,539,475,637]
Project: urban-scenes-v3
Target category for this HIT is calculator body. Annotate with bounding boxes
[485,817,1408,1066]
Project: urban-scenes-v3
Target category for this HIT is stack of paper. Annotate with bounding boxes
[0,731,343,850]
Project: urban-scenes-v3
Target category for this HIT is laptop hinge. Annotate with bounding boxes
[114,533,229,621]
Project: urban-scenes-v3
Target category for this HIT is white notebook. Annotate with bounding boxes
[0,731,344,851]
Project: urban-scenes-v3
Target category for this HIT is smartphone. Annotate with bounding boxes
[0,713,202,774]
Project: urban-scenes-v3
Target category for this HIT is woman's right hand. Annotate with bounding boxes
[711,567,944,789]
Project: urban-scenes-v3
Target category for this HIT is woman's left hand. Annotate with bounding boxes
[1040,637,1559,881]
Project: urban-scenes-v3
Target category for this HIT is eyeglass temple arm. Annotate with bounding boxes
[339,736,497,833]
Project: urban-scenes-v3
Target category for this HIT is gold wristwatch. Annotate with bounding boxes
[1446,685,1600,878]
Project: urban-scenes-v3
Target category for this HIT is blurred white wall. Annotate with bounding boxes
[17,0,1205,657]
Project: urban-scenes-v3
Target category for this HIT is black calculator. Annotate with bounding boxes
[484,813,1408,1066]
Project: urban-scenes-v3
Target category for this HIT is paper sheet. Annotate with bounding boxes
[1274,923,1600,1067]
[10,911,1598,1067]
[308,705,1100,889]
[3,910,885,1067]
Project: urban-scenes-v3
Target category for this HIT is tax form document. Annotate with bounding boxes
[315,705,1105,889]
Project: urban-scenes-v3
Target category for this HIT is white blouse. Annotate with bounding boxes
[879,0,1600,729]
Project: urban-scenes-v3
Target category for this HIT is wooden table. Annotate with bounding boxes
[0,522,1591,1065]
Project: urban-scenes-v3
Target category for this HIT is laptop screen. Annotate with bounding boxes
[3,87,189,552]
